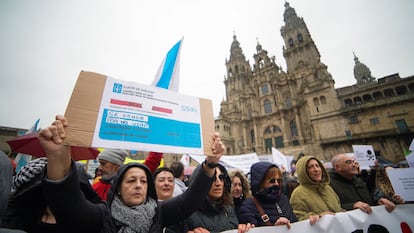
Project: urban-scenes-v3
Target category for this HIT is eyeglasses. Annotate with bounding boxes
[268,178,283,184]
[344,160,357,164]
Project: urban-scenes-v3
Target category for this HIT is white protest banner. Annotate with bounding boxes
[258,154,273,162]
[221,204,414,233]
[352,145,376,168]
[187,153,259,174]
[386,167,414,201]
[219,153,259,174]
[271,148,289,171]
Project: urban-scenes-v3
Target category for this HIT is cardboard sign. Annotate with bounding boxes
[64,71,214,155]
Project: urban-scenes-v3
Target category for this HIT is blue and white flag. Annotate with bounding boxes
[151,38,183,92]
[14,118,40,173]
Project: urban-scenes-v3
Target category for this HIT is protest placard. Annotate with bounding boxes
[352,145,376,168]
[386,167,414,202]
[63,71,214,155]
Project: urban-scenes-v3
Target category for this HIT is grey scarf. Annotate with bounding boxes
[111,195,157,233]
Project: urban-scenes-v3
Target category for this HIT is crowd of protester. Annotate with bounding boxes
[0,115,410,233]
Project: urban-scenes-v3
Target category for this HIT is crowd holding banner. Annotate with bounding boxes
[221,204,414,233]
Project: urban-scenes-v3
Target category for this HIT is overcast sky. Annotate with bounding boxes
[1,0,413,130]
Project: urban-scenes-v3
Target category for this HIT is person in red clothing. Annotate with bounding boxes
[92,149,163,200]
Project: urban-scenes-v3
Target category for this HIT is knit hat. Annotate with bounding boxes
[97,149,128,166]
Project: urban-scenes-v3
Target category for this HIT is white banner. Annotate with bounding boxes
[187,153,260,174]
[221,204,414,233]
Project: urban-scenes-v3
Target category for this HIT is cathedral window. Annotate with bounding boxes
[353,96,362,105]
[235,65,239,74]
[264,99,272,114]
[349,115,359,124]
[265,126,271,135]
[275,136,284,148]
[273,126,281,133]
[320,96,326,104]
[313,97,320,106]
[285,97,292,108]
[290,120,298,137]
[345,130,352,139]
[344,99,353,106]
[395,119,409,133]
[261,84,269,95]
[288,38,294,47]
[250,129,255,144]
[259,58,265,68]
[297,33,303,42]
[383,89,395,97]
[264,138,273,153]
[396,85,408,95]
[370,117,379,126]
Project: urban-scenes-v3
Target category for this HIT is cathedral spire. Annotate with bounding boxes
[353,52,376,85]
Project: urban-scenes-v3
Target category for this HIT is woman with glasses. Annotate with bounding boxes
[182,164,253,233]
[239,161,297,229]
[290,156,342,225]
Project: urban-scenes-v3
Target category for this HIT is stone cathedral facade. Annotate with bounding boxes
[214,2,414,163]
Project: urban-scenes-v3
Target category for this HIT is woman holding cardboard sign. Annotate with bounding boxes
[37,114,226,233]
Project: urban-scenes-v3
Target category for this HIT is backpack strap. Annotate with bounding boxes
[251,196,272,226]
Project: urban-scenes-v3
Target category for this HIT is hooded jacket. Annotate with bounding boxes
[41,161,214,233]
[289,156,342,220]
[238,162,296,226]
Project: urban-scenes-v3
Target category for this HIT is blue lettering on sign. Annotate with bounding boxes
[99,109,201,148]
[113,83,123,93]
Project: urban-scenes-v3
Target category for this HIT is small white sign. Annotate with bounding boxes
[386,167,414,202]
[352,145,376,168]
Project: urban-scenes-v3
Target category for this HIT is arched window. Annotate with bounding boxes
[362,94,373,102]
[250,129,255,144]
[344,99,353,106]
[297,33,303,42]
[261,84,269,95]
[396,85,408,95]
[313,97,320,106]
[384,89,395,97]
[265,126,272,135]
[288,38,294,47]
[373,91,383,100]
[264,99,272,114]
[353,96,362,105]
[285,97,292,108]
[273,126,282,133]
[320,96,326,104]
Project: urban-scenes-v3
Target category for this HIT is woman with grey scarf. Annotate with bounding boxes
[37,115,225,233]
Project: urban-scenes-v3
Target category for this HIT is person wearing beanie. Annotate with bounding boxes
[92,149,128,200]
[92,149,164,201]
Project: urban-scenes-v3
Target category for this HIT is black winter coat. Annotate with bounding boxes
[42,162,214,233]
